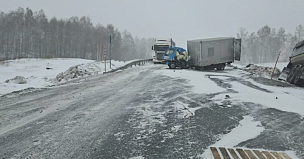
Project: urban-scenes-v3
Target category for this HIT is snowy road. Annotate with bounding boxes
[1,64,304,159]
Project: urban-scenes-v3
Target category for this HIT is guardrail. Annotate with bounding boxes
[107,59,153,73]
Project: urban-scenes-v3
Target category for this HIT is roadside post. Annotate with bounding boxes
[271,51,281,79]
[109,35,112,69]
[104,49,107,74]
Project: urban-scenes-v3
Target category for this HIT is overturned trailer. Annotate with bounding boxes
[187,37,241,70]
[282,39,304,86]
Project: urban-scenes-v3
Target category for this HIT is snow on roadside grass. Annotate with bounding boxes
[0,58,136,96]
[256,62,289,71]
[232,62,289,79]
[155,69,226,94]
[232,62,288,71]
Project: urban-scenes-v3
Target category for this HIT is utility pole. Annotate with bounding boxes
[104,49,107,73]
[109,35,112,69]
[96,42,98,61]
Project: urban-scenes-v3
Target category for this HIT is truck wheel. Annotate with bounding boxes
[294,67,304,86]
[287,67,293,83]
[287,62,293,69]
[216,63,225,70]
[170,63,176,69]
[287,67,296,84]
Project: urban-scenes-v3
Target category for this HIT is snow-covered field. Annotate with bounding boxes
[0,58,135,96]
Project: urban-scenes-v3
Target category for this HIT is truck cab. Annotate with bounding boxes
[162,47,189,69]
[152,38,175,64]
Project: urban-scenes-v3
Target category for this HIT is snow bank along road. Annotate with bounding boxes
[0,64,304,159]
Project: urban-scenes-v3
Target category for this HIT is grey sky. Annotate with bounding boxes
[0,0,303,48]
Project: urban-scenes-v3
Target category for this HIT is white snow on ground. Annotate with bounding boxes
[232,62,289,79]
[155,69,226,94]
[174,101,202,118]
[200,116,264,158]
[0,58,136,96]
[213,81,304,116]
[232,62,288,71]
[129,156,145,159]
[209,116,264,147]
[154,65,303,158]
[256,62,289,71]
[156,65,304,116]
[200,116,299,159]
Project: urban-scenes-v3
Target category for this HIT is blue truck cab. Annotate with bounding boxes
[162,47,188,69]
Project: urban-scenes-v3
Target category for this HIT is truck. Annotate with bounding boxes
[152,38,175,64]
[162,37,241,70]
[282,40,304,86]
[162,47,190,69]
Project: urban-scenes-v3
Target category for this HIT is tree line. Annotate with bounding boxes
[0,7,154,61]
[237,25,304,64]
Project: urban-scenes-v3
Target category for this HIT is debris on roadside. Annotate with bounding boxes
[242,64,281,77]
[5,76,27,84]
[246,64,254,68]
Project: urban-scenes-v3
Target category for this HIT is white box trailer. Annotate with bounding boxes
[187,37,241,69]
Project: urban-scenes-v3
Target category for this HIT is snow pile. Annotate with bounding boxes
[242,64,281,77]
[5,76,27,84]
[0,58,138,96]
[232,62,289,78]
[56,63,101,82]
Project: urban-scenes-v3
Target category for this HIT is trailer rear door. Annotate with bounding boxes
[234,39,241,61]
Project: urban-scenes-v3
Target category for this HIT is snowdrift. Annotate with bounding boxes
[0,58,138,96]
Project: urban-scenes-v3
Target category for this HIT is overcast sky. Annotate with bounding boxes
[0,0,303,48]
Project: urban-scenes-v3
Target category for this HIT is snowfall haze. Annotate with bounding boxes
[1,1,304,158]
[0,0,303,48]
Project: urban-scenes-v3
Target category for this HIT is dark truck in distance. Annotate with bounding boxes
[162,37,241,70]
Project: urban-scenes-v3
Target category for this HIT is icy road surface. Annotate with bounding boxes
[0,64,303,159]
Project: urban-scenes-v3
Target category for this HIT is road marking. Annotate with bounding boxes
[219,147,231,159]
[253,150,267,159]
[262,151,275,159]
[271,152,284,159]
[210,147,222,159]
[279,152,292,159]
[237,148,250,159]
[228,148,240,159]
[210,147,293,159]
[245,150,257,159]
